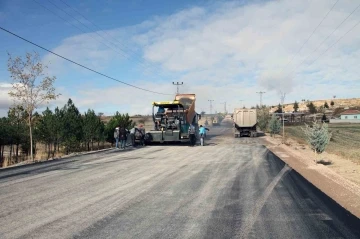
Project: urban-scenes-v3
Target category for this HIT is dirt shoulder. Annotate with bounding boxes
[262,135,360,218]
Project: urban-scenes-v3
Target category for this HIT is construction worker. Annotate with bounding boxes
[129,127,136,146]
[157,106,165,114]
[138,124,146,146]
[199,125,209,145]
[188,124,196,146]
[119,125,127,149]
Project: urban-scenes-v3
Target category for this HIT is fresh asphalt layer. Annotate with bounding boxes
[0,126,359,239]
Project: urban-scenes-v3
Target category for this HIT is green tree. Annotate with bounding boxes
[275,104,283,113]
[7,52,60,161]
[83,109,101,151]
[269,114,281,137]
[53,107,63,156]
[105,112,135,144]
[257,107,271,131]
[302,119,332,163]
[61,99,83,154]
[36,107,56,159]
[293,101,299,112]
[307,102,317,114]
[324,101,329,109]
[0,117,11,167]
[7,106,28,163]
[95,118,106,150]
[330,101,335,107]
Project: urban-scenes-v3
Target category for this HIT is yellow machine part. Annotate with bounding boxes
[152,100,181,106]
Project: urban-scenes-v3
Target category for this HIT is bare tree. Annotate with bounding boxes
[7,52,60,161]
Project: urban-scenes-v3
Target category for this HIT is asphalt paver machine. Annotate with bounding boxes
[144,94,200,144]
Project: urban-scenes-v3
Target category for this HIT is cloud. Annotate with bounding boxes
[29,0,360,116]
[135,0,360,96]
[258,70,295,94]
[42,33,126,75]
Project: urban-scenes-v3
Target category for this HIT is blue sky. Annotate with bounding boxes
[1,0,360,116]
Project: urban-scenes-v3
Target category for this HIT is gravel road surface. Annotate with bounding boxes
[0,126,359,239]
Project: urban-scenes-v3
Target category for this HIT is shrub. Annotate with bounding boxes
[269,114,281,137]
[293,101,299,112]
[324,101,329,109]
[257,108,271,131]
[302,119,332,163]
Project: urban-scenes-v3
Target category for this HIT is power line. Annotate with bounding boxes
[287,14,360,79]
[283,0,339,69]
[0,26,172,95]
[291,2,360,73]
[55,0,173,80]
[32,0,125,58]
[34,0,169,79]
[308,16,360,67]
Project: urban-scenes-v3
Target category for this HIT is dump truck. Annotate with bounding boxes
[144,94,201,144]
[232,108,257,137]
[212,116,220,126]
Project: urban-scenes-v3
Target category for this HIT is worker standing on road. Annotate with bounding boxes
[138,124,146,146]
[129,127,136,146]
[114,127,120,149]
[199,125,209,145]
[119,126,127,150]
[188,124,196,146]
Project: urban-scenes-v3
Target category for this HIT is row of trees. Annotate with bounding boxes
[1,51,135,167]
[0,99,135,167]
[272,100,335,114]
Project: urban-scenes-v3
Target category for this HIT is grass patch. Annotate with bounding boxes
[285,123,360,164]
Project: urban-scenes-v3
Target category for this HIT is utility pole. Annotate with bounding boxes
[208,100,214,115]
[256,91,266,107]
[172,81,183,94]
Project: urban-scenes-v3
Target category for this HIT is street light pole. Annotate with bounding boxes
[172,82,183,94]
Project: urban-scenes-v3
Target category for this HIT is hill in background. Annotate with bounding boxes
[269,98,360,113]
